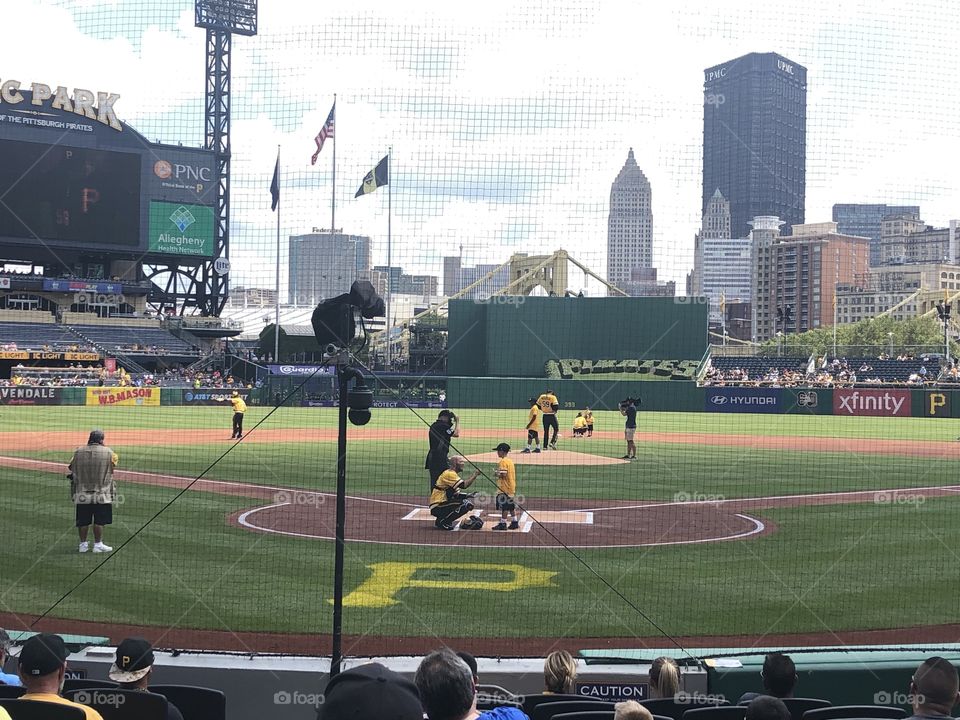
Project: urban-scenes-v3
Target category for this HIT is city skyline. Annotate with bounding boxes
[5,2,958,297]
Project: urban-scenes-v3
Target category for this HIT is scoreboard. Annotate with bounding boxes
[0,87,216,259]
[0,140,141,247]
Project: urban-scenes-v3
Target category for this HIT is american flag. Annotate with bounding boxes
[311,101,335,165]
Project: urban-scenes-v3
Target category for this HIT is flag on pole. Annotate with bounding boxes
[355,155,389,197]
[311,102,336,165]
[270,155,280,211]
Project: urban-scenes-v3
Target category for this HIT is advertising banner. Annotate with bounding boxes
[43,279,122,294]
[147,201,215,257]
[0,386,61,405]
[85,387,160,407]
[0,350,99,361]
[182,389,252,405]
[704,387,782,413]
[301,399,446,408]
[146,150,216,205]
[832,389,911,417]
[268,364,335,376]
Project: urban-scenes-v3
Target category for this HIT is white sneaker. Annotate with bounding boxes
[79,542,89,553]
[92,542,113,553]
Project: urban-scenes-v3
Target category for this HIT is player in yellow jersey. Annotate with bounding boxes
[536,389,560,450]
[521,397,542,453]
[583,407,595,437]
[491,442,520,530]
[429,456,482,531]
[229,390,247,439]
[572,413,587,437]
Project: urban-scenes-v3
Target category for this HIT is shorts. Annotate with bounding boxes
[76,503,112,527]
[624,428,636,441]
[527,429,539,440]
[587,424,594,432]
[496,493,515,512]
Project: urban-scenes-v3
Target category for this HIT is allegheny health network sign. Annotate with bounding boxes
[147,201,215,257]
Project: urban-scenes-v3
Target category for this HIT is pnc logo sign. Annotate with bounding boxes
[833,389,911,417]
[154,159,213,183]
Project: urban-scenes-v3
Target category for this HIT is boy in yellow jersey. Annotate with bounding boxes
[429,456,482,531]
[521,397,542,453]
[491,442,520,530]
[229,390,247,438]
[584,406,595,437]
[536,389,560,450]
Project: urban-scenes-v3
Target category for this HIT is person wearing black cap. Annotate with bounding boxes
[18,633,105,720]
[425,409,460,491]
[109,638,183,720]
[492,443,519,531]
[69,429,119,554]
[317,662,423,720]
[521,398,541,454]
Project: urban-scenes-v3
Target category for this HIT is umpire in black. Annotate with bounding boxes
[425,409,459,491]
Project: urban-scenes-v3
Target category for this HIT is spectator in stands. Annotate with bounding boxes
[455,650,527,720]
[745,696,790,720]
[615,701,654,720]
[906,656,960,720]
[738,653,798,703]
[109,638,183,720]
[18,633,105,720]
[0,629,21,686]
[649,656,679,699]
[543,650,577,695]
[416,649,524,720]
[319,662,422,720]
[69,429,118,553]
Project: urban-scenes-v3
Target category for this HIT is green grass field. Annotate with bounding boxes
[1,406,958,649]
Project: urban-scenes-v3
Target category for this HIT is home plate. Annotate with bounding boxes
[401,508,592,532]
[467,450,629,466]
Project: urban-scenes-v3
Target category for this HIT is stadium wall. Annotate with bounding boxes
[447,297,709,378]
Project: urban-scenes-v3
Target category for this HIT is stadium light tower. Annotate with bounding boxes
[195,0,257,316]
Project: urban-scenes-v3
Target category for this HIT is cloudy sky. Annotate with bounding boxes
[7,0,960,297]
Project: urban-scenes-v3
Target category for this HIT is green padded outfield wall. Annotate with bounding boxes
[447,297,708,378]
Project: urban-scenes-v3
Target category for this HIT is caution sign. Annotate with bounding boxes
[576,682,648,701]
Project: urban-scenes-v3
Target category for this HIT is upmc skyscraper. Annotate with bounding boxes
[703,52,807,239]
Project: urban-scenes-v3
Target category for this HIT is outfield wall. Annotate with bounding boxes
[447,379,960,417]
[3,383,960,419]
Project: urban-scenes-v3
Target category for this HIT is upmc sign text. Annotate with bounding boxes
[832,389,911,417]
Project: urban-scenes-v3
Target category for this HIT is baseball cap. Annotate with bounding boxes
[319,663,422,720]
[232,390,239,396]
[18,633,68,677]
[527,397,537,404]
[108,637,154,683]
[493,442,511,452]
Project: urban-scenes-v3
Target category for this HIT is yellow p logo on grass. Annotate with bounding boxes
[341,562,557,608]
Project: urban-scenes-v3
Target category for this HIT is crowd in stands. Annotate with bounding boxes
[1,632,955,720]
[703,353,949,388]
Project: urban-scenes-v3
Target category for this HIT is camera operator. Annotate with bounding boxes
[619,398,638,460]
[425,409,459,491]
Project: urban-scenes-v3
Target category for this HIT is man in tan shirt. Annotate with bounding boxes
[69,429,119,553]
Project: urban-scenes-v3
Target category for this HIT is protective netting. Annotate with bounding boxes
[1,0,959,662]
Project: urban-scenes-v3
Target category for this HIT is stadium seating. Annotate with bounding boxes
[149,685,226,720]
[523,694,607,716]
[0,699,85,719]
[0,686,26,699]
[0,322,86,351]
[531,700,617,720]
[61,679,119,692]
[69,325,198,356]
[684,706,747,720]
[641,696,730,720]
[708,357,810,380]
[802,707,906,720]
[708,356,940,384]
[780,698,833,720]
[64,688,167,720]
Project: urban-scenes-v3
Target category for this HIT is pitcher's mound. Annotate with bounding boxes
[467,450,629,466]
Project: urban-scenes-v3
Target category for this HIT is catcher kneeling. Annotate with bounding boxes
[429,455,483,531]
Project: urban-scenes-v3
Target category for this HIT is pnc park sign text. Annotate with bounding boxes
[0,78,121,131]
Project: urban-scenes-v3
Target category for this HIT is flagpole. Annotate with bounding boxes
[385,147,393,370]
[274,145,281,364]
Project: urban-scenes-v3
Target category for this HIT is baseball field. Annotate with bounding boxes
[1,404,959,656]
